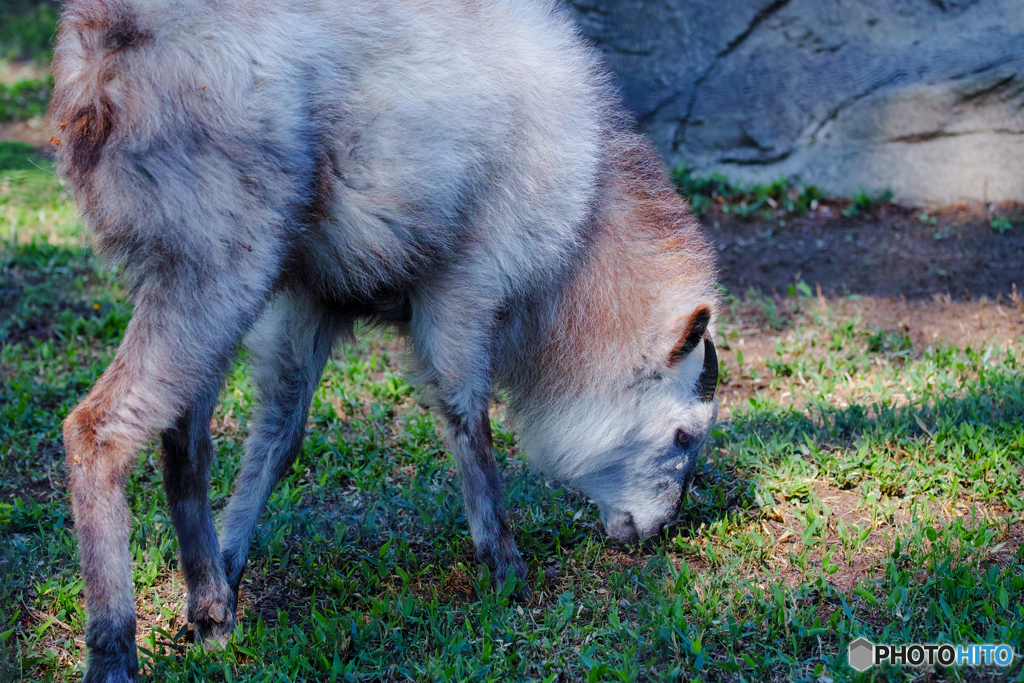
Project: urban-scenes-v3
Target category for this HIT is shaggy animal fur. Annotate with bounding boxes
[50,1,719,680]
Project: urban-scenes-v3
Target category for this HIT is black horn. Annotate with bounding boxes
[697,338,718,402]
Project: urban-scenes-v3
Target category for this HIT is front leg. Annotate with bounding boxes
[66,314,248,680]
[409,278,528,591]
[440,407,528,589]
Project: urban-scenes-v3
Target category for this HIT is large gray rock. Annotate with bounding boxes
[571,0,1024,205]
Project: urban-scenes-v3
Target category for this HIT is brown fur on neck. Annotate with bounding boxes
[540,132,718,398]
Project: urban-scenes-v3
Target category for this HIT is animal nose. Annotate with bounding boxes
[604,512,640,543]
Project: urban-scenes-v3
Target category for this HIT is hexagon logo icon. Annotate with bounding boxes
[848,637,875,672]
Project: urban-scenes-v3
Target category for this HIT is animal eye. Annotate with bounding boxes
[675,430,691,449]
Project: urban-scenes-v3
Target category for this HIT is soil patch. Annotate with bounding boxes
[707,200,1024,300]
[0,119,51,150]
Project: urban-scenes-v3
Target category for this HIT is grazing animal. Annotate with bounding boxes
[49,0,719,680]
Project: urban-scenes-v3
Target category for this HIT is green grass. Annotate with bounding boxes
[2,159,1024,682]
[670,163,905,221]
[672,162,823,218]
[0,1,58,63]
[0,77,52,122]
[0,141,48,172]
[842,189,894,218]
[991,216,1015,235]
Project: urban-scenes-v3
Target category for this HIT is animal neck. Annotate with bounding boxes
[520,133,717,409]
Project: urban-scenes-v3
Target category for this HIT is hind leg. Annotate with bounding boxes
[161,385,235,646]
[65,267,274,683]
[217,293,343,606]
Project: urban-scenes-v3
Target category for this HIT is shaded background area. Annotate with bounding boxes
[0,0,57,62]
[708,199,1024,299]
[0,0,55,153]
[570,0,1024,205]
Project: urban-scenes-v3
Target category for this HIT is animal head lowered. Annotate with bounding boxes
[507,132,720,544]
[519,304,719,542]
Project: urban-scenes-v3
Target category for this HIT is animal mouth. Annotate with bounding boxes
[642,510,679,540]
[604,511,640,543]
[605,511,677,543]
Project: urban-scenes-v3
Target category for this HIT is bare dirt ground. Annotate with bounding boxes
[0,119,51,148]
[709,200,1024,301]
[0,60,48,86]
[702,201,1024,419]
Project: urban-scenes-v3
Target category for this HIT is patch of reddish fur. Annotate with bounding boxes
[48,0,148,214]
[62,352,143,610]
[543,133,718,395]
[64,353,136,478]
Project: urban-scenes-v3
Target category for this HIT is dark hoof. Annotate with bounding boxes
[189,593,236,648]
[484,552,531,601]
[508,580,532,602]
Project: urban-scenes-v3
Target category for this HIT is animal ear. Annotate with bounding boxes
[668,306,711,367]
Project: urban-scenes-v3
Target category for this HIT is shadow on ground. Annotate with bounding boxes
[707,202,1024,300]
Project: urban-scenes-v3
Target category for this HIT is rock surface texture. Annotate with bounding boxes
[571,0,1024,205]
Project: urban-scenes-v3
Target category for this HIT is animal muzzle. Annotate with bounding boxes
[604,511,641,543]
[605,497,685,543]
[647,491,687,539]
